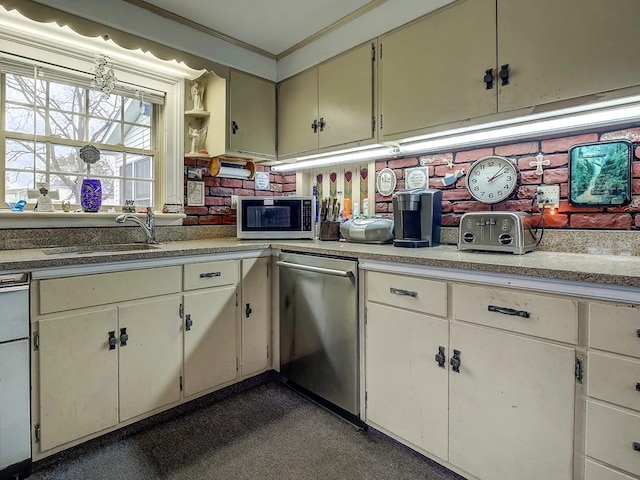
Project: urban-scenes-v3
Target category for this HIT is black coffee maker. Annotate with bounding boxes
[392,188,442,247]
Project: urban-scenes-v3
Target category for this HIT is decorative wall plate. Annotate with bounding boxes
[405,167,429,189]
[376,168,396,197]
[79,145,100,164]
[568,140,632,206]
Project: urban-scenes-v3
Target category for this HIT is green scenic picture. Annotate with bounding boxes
[569,141,632,206]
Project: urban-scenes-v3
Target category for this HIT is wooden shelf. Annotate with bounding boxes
[184,153,211,159]
[184,110,210,118]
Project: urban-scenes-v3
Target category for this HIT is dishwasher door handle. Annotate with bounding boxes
[276,260,354,278]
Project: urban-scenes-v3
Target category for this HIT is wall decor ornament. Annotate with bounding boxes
[405,167,429,189]
[376,168,396,196]
[188,126,208,155]
[530,153,550,175]
[91,54,116,100]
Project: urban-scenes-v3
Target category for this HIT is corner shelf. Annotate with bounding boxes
[184,110,210,118]
[184,153,212,159]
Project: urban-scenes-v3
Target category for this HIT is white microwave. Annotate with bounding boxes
[237,196,316,239]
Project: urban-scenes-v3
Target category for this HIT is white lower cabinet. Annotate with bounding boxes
[240,257,271,377]
[364,268,579,480]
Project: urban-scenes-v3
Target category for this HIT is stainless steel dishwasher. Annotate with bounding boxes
[0,273,31,480]
[278,252,359,420]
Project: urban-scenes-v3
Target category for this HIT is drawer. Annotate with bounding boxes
[588,352,640,411]
[586,401,640,477]
[366,271,447,317]
[39,266,181,314]
[454,284,577,344]
[183,260,238,291]
[589,303,640,358]
[585,459,637,480]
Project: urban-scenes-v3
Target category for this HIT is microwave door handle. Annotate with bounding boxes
[276,261,353,278]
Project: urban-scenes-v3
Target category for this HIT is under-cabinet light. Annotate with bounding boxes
[272,95,640,172]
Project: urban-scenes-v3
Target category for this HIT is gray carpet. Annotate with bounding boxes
[30,380,465,480]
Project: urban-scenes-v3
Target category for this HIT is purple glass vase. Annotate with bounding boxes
[80,179,102,212]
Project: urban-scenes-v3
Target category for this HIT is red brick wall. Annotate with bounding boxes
[375,126,640,229]
[182,158,296,225]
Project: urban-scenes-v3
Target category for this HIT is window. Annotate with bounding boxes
[2,68,158,208]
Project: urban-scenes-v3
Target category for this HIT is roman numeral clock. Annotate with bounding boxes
[466,155,519,203]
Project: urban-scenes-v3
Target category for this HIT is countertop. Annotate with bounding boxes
[2,238,640,289]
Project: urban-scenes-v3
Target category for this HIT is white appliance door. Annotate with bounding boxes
[0,339,31,469]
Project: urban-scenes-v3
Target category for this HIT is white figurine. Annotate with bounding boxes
[29,182,57,212]
[191,81,204,111]
[188,126,208,154]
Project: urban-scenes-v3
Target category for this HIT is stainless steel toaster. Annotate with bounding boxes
[458,211,538,254]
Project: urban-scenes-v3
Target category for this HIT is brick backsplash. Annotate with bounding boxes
[182,158,296,226]
[375,126,640,230]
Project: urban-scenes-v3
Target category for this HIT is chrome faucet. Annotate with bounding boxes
[115,207,157,244]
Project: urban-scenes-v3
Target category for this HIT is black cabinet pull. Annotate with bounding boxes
[319,117,326,132]
[636,382,640,392]
[633,442,640,452]
[185,314,193,331]
[450,349,461,373]
[108,331,117,350]
[311,119,319,133]
[483,68,494,90]
[390,287,417,298]
[636,329,640,338]
[245,303,252,318]
[231,121,239,134]
[488,305,530,318]
[200,272,221,278]
[435,346,446,368]
[499,64,510,86]
[119,327,128,347]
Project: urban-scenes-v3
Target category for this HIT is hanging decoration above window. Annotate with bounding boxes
[91,53,117,99]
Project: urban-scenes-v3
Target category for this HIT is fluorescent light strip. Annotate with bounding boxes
[272,146,394,172]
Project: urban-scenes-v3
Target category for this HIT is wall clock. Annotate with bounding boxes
[466,155,519,204]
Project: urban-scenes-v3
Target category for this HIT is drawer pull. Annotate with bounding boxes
[636,382,640,392]
[435,346,446,368]
[637,329,640,338]
[199,272,221,278]
[450,349,461,373]
[185,314,193,331]
[634,442,640,452]
[390,287,417,298]
[108,331,117,350]
[488,305,530,318]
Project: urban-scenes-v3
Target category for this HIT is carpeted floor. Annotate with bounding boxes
[30,380,465,480]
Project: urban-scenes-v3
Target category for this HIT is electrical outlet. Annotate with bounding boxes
[537,185,560,209]
[231,195,239,210]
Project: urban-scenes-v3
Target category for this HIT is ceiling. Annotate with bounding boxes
[124,0,387,59]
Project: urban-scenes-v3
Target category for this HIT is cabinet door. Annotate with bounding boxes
[241,257,271,377]
[498,0,640,112]
[229,70,276,157]
[318,42,374,149]
[38,308,118,451]
[277,68,319,157]
[449,322,575,480]
[118,296,182,421]
[378,0,496,140]
[366,302,449,460]
[183,286,238,397]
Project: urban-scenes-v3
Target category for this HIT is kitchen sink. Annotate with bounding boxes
[43,243,162,255]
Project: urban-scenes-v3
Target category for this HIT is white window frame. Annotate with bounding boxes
[0,7,204,227]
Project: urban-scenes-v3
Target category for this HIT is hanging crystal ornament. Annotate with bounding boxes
[91,54,116,99]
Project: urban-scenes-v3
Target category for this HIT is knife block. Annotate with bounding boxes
[319,221,341,241]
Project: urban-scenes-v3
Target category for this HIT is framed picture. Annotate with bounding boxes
[186,181,205,206]
[254,171,270,190]
[568,140,632,206]
[187,166,204,179]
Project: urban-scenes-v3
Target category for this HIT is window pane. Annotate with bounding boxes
[94,151,123,178]
[5,171,34,203]
[89,118,122,145]
[99,177,118,206]
[124,125,151,149]
[5,74,37,104]
[49,144,82,174]
[5,105,35,134]
[130,155,153,180]
[49,111,85,140]
[89,91,122,117]
[5,139,46,170]
[126,180,152,206]
[49,81,85,113]
[50,173,79,203]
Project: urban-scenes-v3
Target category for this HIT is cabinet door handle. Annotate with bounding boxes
[119,327,128,347]
[499,64,510,86]
[245,303,252,318]
[633,442,640,452]
[390,287,417,298]
[435,346,446,368]
[636,382,640,392]
[199,272,221,278]
[483,68,494,90]
[318,117,326,132]
[450,349,461,373]
[108,331,117,350]
[311,119,319,133]
[185,314,193,331]
[488,305,530,318]
[231,120,239,134]
[636,329,640,338]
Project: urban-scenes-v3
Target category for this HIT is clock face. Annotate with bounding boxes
[466,156,519,204]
